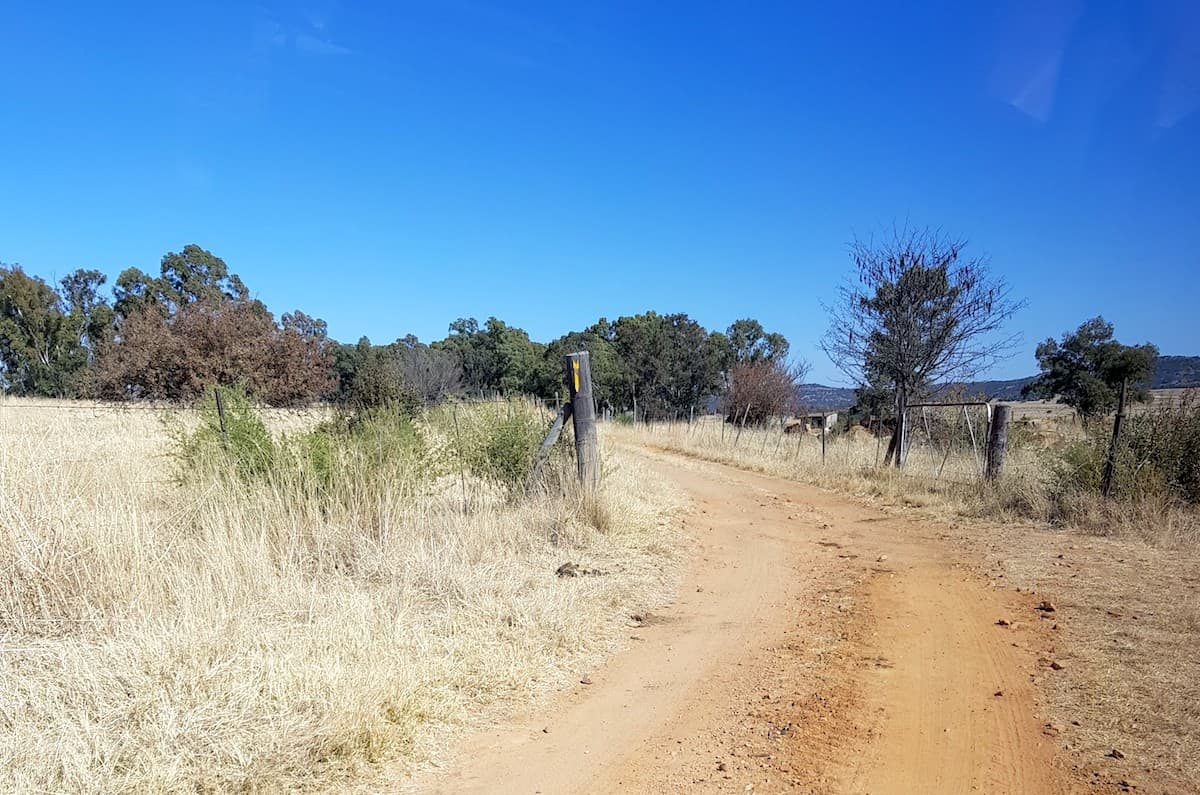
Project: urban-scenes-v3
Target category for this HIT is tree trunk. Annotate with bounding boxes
[882,430,898,467]
[894,386,909,469]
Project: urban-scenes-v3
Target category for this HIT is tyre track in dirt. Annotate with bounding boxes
[416,447,1079,793]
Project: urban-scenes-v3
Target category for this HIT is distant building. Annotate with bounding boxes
[802,411,837,434]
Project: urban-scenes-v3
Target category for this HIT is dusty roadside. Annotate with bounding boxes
[411,447,1151,793]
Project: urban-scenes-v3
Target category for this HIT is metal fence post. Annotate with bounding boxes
[214,386,229,450]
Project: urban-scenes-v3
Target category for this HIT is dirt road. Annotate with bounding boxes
[420,449,1076,793]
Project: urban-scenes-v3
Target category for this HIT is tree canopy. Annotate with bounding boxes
[2,247,796,415]
[726,318,789,365]
[822,227,1023,466]
[1023,316,1158,418]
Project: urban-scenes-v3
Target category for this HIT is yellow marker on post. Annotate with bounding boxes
[563,352,599,489]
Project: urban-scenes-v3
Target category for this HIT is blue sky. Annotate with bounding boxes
[2,1,1197,384]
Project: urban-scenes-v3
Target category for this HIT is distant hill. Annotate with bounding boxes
[795,383,857,410]
[797,356,1200,410]
[938,377,1035,401]
[1154,356,1200,388]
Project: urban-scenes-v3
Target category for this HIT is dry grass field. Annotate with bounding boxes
[0,398,682,792]
[615,413,1200,547]
[612,416,1053,529]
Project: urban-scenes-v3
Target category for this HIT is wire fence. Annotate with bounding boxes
[900,402,993,484]
[609,403,1004,485]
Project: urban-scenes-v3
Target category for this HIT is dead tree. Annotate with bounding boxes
[821,226,1023,468]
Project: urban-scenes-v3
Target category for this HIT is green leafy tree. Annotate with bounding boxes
[545,320,624,410]
[1023,316,1158,418]
[490,319,554,396]
[114,244,247,318]
[433,317,553,397]
[726,318,789,365]
[60,269,116,362]
[0,264,84,395]
[344,339,419,415]
[610,311,725,419]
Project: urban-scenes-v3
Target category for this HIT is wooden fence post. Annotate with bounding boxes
[985,403,1011,481]
[564,351,600,489]
[1101,379,1128,498]
[821,416,827,465]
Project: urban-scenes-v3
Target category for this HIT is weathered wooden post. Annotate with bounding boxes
[564,351,600,489]
[1101,379,1128,498]
[985,403,1011,481]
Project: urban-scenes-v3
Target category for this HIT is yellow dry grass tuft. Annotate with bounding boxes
[0,398,682,792]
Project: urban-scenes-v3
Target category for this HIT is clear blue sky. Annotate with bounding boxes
[2,1,1197,384]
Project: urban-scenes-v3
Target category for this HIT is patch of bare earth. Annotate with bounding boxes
[627,440,1200,794]
[421,449,1096,793]
[950,520,1200,794]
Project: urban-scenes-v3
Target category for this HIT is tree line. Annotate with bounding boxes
[0,244,798,416]
[3,234,1160,449]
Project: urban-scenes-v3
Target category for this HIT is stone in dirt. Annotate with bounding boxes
[556,562,605,577]
[1035,600,1057,613]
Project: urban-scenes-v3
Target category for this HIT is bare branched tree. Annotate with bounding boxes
[396,340,463,404]
[725,359,810,426]
[822,227,1024,467]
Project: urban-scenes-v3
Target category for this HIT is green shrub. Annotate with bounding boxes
[1050,393,1200,505]
[434,399,564,495]
[1120,395,1200,504]
[345,352,421,416]
[282,405,428,502]
[471,412,542,490]
[171,385,275,482]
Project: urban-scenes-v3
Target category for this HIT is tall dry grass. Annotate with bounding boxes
[612,415,1199,546]
[0,398,681,792]
[611,416,1039,512]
